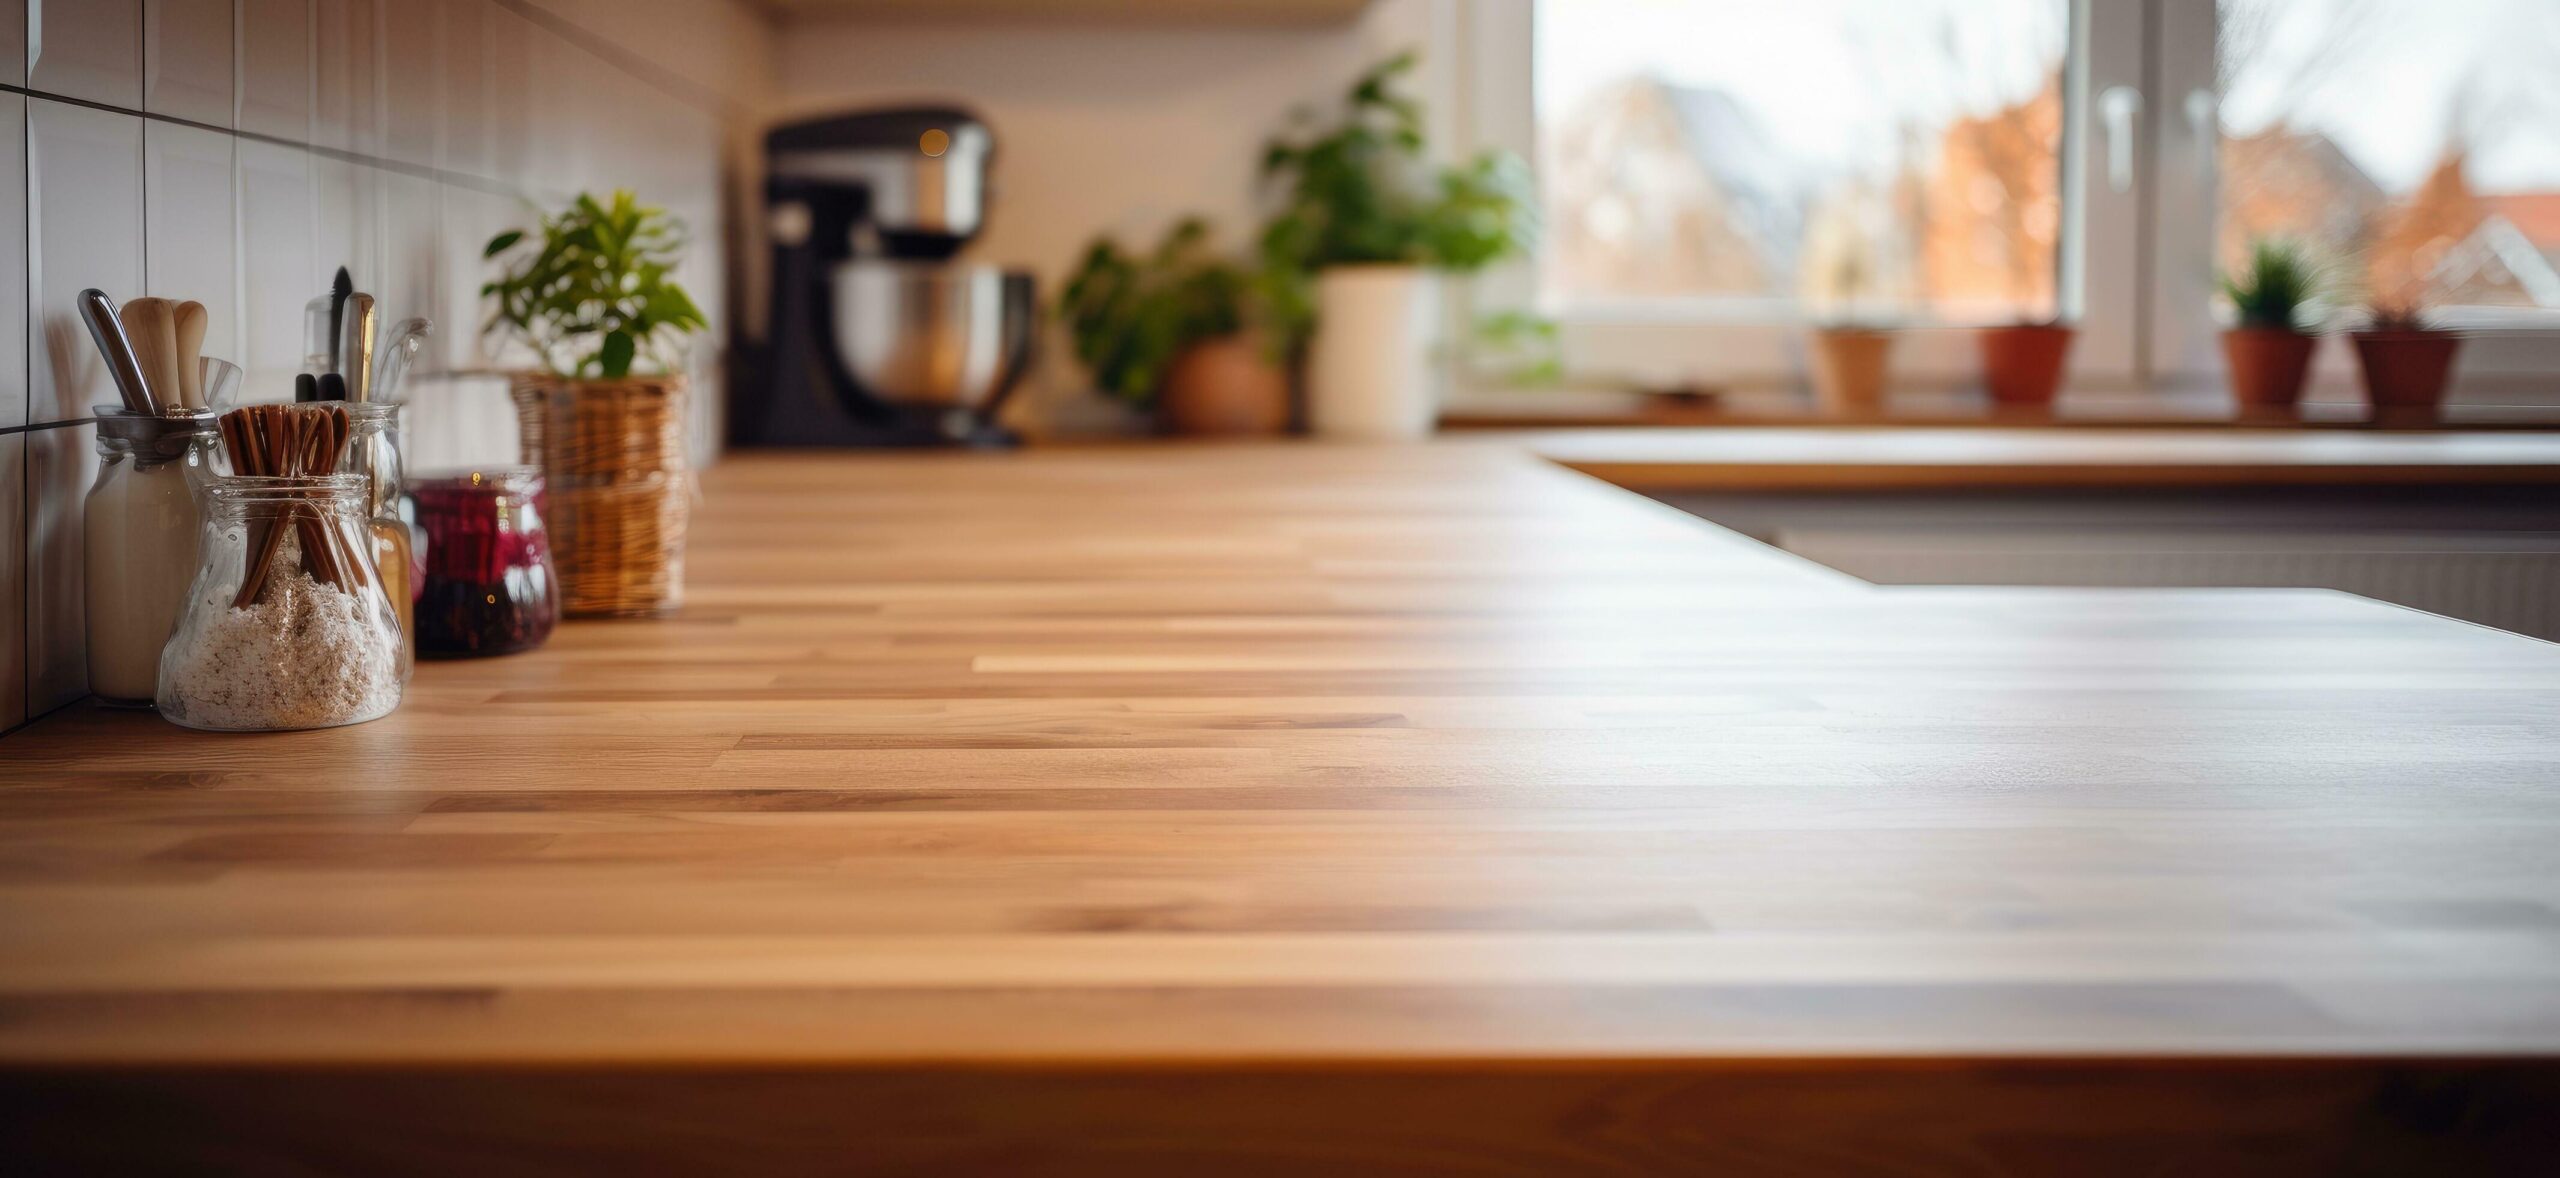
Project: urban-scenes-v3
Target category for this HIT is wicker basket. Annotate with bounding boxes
[511,373,690,617]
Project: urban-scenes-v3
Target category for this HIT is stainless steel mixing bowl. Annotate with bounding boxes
[827,260,1034,412]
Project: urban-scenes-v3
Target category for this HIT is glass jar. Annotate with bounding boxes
[343,402,423,677]
[156,475,404,732]
[84,408,221,707]
[412,467,559,658]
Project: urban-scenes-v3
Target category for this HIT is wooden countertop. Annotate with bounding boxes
[6,442,2559,1170]
[1531,426,2560,489]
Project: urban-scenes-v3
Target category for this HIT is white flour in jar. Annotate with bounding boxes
[85,459,201,703]
[159,545,401,731]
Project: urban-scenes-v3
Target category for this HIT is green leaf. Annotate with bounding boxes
[478,190,701,377]
[599,330,635,378]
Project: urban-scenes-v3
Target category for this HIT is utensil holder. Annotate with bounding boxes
[510,373,690,617]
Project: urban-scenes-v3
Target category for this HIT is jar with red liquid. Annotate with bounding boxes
[411,467,558,658]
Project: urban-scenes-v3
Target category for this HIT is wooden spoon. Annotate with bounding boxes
[118,298,180,414]
[172,301,209,410]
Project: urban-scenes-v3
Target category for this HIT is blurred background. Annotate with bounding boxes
[5,0,2559,732]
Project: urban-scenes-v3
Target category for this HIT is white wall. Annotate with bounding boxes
[766,1,1460,430]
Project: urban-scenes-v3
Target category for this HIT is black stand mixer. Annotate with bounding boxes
[735,107,1034,448]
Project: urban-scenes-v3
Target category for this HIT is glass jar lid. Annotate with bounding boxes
[94,406,217,466]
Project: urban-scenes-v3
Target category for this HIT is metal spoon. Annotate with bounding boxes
[76,289,156,414]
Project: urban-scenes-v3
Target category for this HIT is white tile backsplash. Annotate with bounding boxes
[28,99,145,425]
[238,0,315,142]
[486,5,531,182]
[441,184,512,371]
[1,0,26,87]
[311,0,379,156]
[0,432,25,731]
[379,0,439,168]
[378,168,441,345]
[144,120,241,369]
[143,0,235,126]
[440,0,491,178]
[309,152,377,298]
[25,421,100,715]
[238,138,315,394]
[28,0,144,108]
[2,95,25,429]
[6,0,739,727]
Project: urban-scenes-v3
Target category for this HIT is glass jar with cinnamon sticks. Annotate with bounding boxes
[155,406,403,732]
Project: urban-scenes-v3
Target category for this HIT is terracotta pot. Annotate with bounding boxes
[1978,324,2075,406]
[2351,331,2461,411]
[2219,328,2318,409]
[1809,328,1893,417]
[1159,336,1291,437]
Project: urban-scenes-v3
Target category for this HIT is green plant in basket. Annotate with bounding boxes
[482,190,708,379]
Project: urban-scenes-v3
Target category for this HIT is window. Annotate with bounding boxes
[2216,0,2560,326]
[1536,0,2072,326]
[1463,0,2560,395]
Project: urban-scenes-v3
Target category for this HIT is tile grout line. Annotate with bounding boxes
[1,80,534,202]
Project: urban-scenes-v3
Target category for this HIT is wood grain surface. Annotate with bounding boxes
[5,441,2558,1172]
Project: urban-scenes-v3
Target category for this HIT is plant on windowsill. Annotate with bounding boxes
[2218,238,2324,411]
[1978,315,2076,410]
[1060,218,1290,437]
[482,190,708,617]
[1800,227,1899,419]
[1978,256,2074,410]
[1257,51,1535,440]
[2349,293,2462,418]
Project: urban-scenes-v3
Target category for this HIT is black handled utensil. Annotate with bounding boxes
[326,267,353,374]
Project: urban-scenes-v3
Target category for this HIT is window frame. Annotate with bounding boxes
[1458,0,2560,399]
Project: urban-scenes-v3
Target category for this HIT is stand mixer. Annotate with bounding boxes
[736,107,1035,448]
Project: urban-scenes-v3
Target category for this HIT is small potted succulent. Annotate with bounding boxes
[1061,218,1289,436]
[1802,235,1896,417]
[1258,52,1534,440]
[482,190,707,617]
[2350,295,2462,416]
[2219,238,2322,410]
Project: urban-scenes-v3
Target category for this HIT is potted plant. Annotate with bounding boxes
[1259,52,1534,440]
[2219,238,2322,410]
[1060,218,1289,436]
[2351,296,2462,417]
[1800,225,1897,418]
[482,190,708,617]
[1979,318,2075,408]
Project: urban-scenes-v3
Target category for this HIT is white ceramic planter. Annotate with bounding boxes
[1307,265,1440,439]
